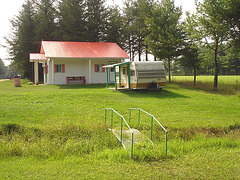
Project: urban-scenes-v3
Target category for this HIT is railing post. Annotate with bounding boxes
[151,116,153,141]
[165,131,167,156]
[121,117,123,143]
[131,132,134,159]
[138,109,140,129]
[105,109,107,123]
[129,108,167,157]
[111,109,113,131]
[129,109,131,123]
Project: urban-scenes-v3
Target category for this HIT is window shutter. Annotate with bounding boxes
[62,64,65,73]
[54,64,56,73]
[102,64,105,72]
[95,64,97,72]
[43,66,45,74]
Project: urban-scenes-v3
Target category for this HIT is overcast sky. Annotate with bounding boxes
[0,0,199,66]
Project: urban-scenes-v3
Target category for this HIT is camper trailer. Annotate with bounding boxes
[104,61,166,90]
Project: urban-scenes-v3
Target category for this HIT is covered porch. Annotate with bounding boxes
[104,62,131,90]
[29,53,47,85]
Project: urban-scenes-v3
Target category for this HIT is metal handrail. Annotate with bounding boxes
[105,108,134,159]
[129,108,168,156]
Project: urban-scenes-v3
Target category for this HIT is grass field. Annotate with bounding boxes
[0,79,239,179]
[171,75,240,95]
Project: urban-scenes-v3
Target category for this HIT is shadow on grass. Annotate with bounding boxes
[56,84,188,99]
[117,88,189,99]
[172,81,240,95]
[56,84,107,89]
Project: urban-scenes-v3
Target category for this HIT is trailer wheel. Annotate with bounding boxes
[148,81,158,89]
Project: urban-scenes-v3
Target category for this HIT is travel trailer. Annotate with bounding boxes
[104,61,166,90]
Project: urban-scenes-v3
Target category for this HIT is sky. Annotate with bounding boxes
[0,0,199,66]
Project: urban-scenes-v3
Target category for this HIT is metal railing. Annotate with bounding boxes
[105,108,134,159]
[129,108,167,156]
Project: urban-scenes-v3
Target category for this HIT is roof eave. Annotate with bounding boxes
[45,56,129,59]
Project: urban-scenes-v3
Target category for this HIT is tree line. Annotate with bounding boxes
[4,0,240,90]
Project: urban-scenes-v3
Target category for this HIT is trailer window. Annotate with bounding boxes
[130,70,135,76]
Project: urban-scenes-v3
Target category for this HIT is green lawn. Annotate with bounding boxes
[0,79,239,179]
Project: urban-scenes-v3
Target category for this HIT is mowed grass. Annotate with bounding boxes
[0,79,239,179]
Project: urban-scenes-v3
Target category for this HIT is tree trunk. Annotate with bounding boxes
[168,59,171,83]
[146,48,148,61]
[213,49,218,91]
[193,67,196,86]
[138,39,141,61]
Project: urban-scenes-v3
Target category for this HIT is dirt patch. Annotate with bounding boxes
[0,79,9,82]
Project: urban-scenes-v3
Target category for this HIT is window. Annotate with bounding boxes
[130,70,135,76]
[95,64,105,73]
[54,64,65,73]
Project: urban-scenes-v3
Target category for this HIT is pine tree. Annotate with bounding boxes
[85,0,107,42]
[6,0,38,79]
[104,5,124,47]
[35,0,58,41]
[0,59,7,79]
[58,0,87,41]
[122,0,154,61]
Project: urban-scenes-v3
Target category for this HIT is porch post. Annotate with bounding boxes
[106,68,109,88]
[127,63,130,89]
[44,63,47,84]
[52,59,55,85]
[34,61,39,85]
[114,66,117,90]
[119,65,121,88]
[89,59,92,84]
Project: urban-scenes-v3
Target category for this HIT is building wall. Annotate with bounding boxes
[46,58,121,85]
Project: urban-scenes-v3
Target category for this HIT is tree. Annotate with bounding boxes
[145,0,185,82]
[0,59,7,79]
[35,0,58,41]
[122,0,138,61]
[85,0,107,42]
[204,0,240,47]
[122,0,154,61]
[58,0,87,41]
[221,44,240,75]
[6,0,38,80]
[104,5,124,46]
[195,0,232,90]
[178,44,202,86]
[199,45,215,75]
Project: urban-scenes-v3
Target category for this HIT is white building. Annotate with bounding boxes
[29,41,129,85]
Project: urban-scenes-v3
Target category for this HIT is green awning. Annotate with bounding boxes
[103,62,130,68]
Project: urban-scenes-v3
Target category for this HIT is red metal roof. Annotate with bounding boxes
[40,41,129,59]
[29,53,47,62]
